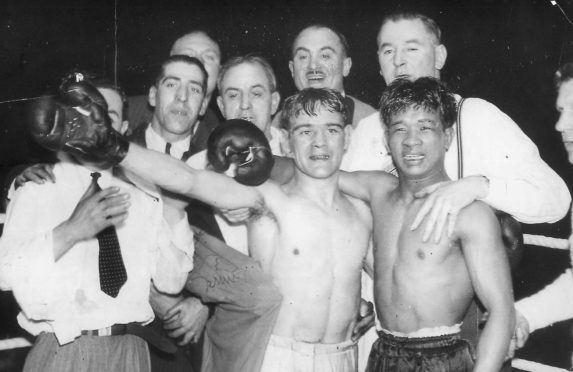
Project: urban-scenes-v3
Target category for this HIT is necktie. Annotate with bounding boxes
[91,172,128,298]
[165,142,172,155]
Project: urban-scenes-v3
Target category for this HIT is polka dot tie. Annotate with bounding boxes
[91,172,127,298]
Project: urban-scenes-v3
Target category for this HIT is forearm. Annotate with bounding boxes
[52,220,82,261]
[149,285,184,318]
[473,304,514,372]
[482,174,570,224]
[515,269,573,332]
[121,143,198,198]
[123,143,261,210]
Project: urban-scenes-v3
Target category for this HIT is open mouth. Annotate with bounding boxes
[310,154,330,160]
[403,154,424,161]
[172,109,189,117]
[306,70,325,81]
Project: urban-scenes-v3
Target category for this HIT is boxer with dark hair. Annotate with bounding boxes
[339,77,514,372]
[0,74,194,372]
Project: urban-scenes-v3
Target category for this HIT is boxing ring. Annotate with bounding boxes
[0,212,570,371]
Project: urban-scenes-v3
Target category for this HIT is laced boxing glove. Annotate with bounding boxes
[26,77,129,169]
[207,119,274,186]
[495,210,524,273]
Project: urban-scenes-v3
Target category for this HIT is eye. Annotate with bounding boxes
[381,48,393,56]
[165,81,177,88]
[321,53,332,60]
[251,90,264,98]
[296,53,309,61]
[190,86,202,94]
[227,92,239,100]
[328,128,341,134]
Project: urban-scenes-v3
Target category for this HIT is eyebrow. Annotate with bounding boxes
[291,123,344,130]
[379,39,423,50]
[161,75,203,88]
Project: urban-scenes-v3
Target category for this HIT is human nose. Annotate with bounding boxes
[176,85,188,102]
[240,93,251,110]
[403,129,421,146]
[309,54,319,69]
[312,129,326,147]
[554,110,573,133]
[393,49,405,67]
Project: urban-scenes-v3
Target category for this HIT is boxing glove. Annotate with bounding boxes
[207,119,274,186]
[26,78,129,169]
[495,210,524,273]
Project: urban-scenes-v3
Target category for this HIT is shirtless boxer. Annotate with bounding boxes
[339,77,514,371]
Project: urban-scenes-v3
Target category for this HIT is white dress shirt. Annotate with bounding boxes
[0,162,194,345]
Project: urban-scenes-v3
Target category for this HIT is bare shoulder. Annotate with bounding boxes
[455,201,500,237]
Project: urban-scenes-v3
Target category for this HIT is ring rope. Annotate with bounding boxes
[512,358,569,372]
[0,337,31,351]
[524,234,569,250]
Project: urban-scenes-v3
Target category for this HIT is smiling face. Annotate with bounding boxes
[385,106,452,180]
[377,18,446,85]
[170,32,221,98]
[556,79,573,163]
[216,61,280,135]
[289,26,351,92]
[148,60,208,142]
[284,108,349,179]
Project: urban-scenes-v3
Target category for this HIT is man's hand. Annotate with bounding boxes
[66,182,130,241]
[14,163,56,188]
[163,297,209,345]
[411,175,489,243]
[53,181,130,260]
[507,310,531,359]
[351,299,375,342]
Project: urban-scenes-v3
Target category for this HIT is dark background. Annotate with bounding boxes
[1,0,573,370]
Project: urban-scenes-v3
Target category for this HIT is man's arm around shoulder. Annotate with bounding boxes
[338,170,398,203]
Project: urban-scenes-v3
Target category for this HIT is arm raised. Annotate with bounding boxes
[121,143,264,211]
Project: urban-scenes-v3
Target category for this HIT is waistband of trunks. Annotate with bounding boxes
[268,334,357,355]
[379,323,462,338]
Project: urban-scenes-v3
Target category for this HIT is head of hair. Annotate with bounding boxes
[58,70,128,120]
[378,11,442,45]
[280,88,348,130]
[217,54,277,93]
[379,77,456,129]
[291,24,350,59]
[555,63,573,90]
[153,54,208,93]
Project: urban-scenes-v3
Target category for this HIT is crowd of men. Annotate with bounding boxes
[0,9,571,372]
